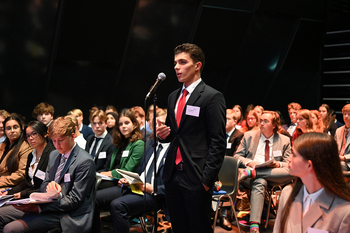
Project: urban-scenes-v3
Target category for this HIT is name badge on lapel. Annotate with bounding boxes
[186,105,200,117]
[99,151,106,159]
[64,173,71,182]
[307,228,328,233]
[35,170,45,180]
[122,151,129,158]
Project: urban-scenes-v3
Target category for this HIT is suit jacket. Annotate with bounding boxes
[8,142,55,198]
[85,133,115,172]
[80,124,94,140]
[0,141,33,188]
[335,126,350,168]
[106,139,144,178]
[234,130,291,167]
[225,129,243,156]
[162,81,226,187]
[40,146,95,233]
[273,184,350,233]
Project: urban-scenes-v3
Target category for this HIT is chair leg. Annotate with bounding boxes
[265,189,272,229]
[212,197,222,230]
[139,216,148,233]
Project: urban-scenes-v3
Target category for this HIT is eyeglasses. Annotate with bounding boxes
[26,131,38,139]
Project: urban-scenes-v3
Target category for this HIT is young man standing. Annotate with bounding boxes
[3,116,96,233]
[156,43,226,233]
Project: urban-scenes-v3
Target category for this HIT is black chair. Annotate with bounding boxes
[212,156,242,233]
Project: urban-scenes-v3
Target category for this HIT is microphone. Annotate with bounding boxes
[145,72,166,100]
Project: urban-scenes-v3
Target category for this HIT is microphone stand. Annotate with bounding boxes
[152,94,158,233]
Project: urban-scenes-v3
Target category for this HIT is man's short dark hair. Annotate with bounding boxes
[174,43,205,73]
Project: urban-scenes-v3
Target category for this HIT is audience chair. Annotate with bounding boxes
[212,156,242,233]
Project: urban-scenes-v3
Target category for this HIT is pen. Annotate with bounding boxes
[1,188,12,193]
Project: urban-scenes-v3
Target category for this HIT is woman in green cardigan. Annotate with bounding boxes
[99,110,144,188]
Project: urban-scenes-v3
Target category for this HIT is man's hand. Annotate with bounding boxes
[46,181,61,194]
[246,160,258,168]
[136,183,153,194]
[340,155,346,161]
[266,161,281,168]
[118,178,129,187]
[0,190,7,196]
[100,171,112,177]
[13,204,39,213]
[13,192,21,199]
[156,119,170,140]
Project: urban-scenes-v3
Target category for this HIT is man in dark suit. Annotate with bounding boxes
[4,116,96,233]
[156,43,226,233]
[68,108,94,140]
[92,112,169,233]
[226,108,244,157]
[281,102,301,137]
[85,110,115,172]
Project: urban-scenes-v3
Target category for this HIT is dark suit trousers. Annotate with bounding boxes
[165,170,213,233]
[93,186,160,233]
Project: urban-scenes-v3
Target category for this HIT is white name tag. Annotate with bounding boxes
[35,170,45,180]
[226,143,232,149]
[307,228,328,233]
[186,105,200,117]
[273,150,282,157]
[122,150,129,158]
[98,151,107,159]
[64,173,71,182]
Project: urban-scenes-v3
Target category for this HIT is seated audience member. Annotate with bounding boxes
[105,105,118,114]
[88,104,104,127]
[310,110,325,133]
[0,116,33,188]
[275,111,291,139]
[254,105,264,120]
[282,102,302,136]
[85,110,115,172]
[106,112,118,135]
[98,110,144,189]
[225,109,243,156]
[332,109,344,128]
[292,109,314,142]
[335,104,350,172]
[68,108,94,139]
[319,103,338,136]
[66,115,86,149]
[146,105,163,133]
[0,121,55,229]
[92,111,169,233]
[130,106,151,143]
[273,132,350,233]
[233,105,245,130]
[234,111,293,233]
[32,102,54,126]
[0,110,10,145]
[2,116,96,233]
[241,110,260,133]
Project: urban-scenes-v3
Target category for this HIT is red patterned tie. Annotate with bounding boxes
[340,130,349,156]
[265,140,270,162]
[175,89,189,165]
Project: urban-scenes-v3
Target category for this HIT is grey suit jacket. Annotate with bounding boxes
[40,145,96,233]
[234,130,291,167]
[335,126,350,168]
[274,184,350,233]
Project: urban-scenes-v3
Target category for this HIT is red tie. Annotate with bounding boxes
[265,140,270,162]
[175,89,189,165]
[340,130,349,156]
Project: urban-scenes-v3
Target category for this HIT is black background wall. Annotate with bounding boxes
[0,0,348,124]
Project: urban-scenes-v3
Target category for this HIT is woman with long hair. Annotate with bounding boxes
[233,105,244,129]
[319,103,337,136]
[273,132,350,233]
[310,110,325,133]
[0,116,33,188]
[99,110,144,180]
[292,109,314,142]
[0,121,55,228]
[240,110,259,133]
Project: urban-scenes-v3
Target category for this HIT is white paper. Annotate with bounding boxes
[116,169,143,184]
[96,172,118,181]
[254,159,274,169]
[307,227,328,233]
